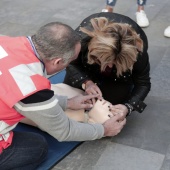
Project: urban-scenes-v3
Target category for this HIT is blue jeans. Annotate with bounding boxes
[0,131,48,170]
[106,0,147,7]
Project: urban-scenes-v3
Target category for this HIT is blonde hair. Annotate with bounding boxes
[80,17,143,76]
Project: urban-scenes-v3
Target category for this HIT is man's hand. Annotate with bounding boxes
[67,94,99,110]
[103,114,126,137]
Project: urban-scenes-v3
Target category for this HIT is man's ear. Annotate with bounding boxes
[53,58,63,66]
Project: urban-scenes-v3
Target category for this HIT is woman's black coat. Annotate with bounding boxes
[64,12,151,113]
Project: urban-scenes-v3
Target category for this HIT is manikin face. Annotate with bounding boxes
[45,42,81,75]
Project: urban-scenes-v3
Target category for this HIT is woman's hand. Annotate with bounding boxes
[85,80,102,103]
[110,104,128,120]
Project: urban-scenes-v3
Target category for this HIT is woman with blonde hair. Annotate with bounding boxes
[64,12,151,117]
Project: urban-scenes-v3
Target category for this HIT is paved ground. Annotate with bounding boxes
[0,0,170,170]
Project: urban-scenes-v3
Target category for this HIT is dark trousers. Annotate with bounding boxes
[0,131,48,170]
[106,0,147,7]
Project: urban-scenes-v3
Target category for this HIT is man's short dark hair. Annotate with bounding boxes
[32,22,80,62]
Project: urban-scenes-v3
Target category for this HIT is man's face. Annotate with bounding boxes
[45,42,81,75]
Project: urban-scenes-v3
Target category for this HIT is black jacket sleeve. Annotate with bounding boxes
[127,51,151,113]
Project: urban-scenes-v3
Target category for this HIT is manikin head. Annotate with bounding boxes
[32,22,81,75]
[80,17,143,76]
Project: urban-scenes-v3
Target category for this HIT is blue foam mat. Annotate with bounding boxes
[49,70,66,84]
[14,123,81,170]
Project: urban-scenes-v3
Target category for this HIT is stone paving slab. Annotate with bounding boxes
[94,143,164,170]
[113,96,170,155]
[52,139,109,170]
[161,144,170,170]
[149,48,170,100]
[148,45,167,73]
